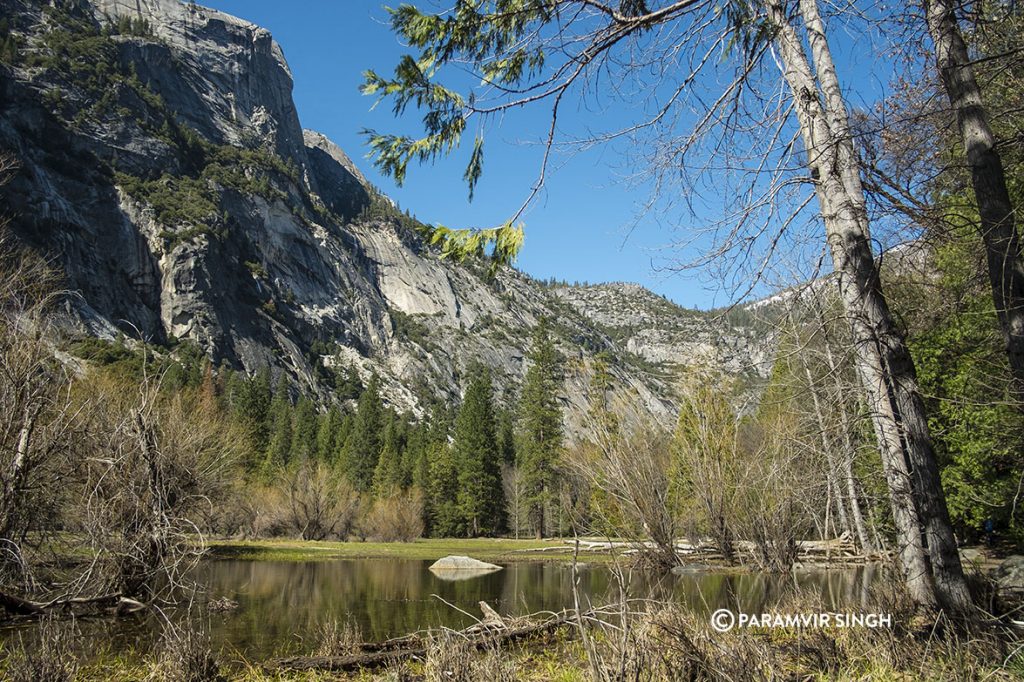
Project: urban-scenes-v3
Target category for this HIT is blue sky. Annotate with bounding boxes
[202,1,893,310]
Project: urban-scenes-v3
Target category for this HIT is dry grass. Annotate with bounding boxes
[146,620,224,682]
[313,617,363,658]
[572,580,1023,681]
[423,630,517,682]
[1,617,78,682]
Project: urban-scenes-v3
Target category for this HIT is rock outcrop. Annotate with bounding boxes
[0,0,775,426]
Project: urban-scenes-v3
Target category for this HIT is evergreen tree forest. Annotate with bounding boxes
[60,316,568,541]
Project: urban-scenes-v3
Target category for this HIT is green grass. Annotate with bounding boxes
[206,537,589,563]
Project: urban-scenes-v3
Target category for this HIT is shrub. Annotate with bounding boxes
[359,489,426,542]
[281,460,361,540]
[76,373,242,600]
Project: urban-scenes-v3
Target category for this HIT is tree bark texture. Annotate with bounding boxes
[926,0,1024,403]
[765,0,972,613]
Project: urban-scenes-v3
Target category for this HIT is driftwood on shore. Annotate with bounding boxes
[267,602,578,673]
[0,589,146,619]
[514,535,876,564]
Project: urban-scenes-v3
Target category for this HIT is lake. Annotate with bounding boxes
[0,558,880,660]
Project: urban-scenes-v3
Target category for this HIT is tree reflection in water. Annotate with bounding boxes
[0,560,878,660]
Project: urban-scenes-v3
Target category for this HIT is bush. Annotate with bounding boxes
[282,461,361,540]
[225,471,364,541]
[359,489,426,542]
[75,374,242,600]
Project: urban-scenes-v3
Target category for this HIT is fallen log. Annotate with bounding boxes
[268,609,578,673]
[0,590,42,616]
[0,589,146,619]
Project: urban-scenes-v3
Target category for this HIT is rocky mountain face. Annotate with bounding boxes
[0,0,773,431]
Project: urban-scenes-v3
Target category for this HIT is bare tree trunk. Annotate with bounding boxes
[0,403,40,577]
[926,0,1024,402]
[861,364,938,607]
[819,336,874,552]
[0,404,38,541]
[802,363,851,538]
[766,0,972,613]
[842,451,871,550]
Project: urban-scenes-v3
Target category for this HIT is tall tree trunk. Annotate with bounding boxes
[822,341,874,552]
[803,363,851,538]
[926,0,1024,402]
[766,0,972,613]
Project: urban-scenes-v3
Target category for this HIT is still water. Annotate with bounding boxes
[0,559,879,659]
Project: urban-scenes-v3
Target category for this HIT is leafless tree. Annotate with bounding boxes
[367,0,972,611]
[669,373,749,564]
[360,488,426,542]
[0,156,80,584]
[774,292,880,553]
[75,372,239,601]
[565,391,680,569]
[765,0,969,612]
[282,459,360,541]
[738,412,814,571]
[501,462,526,540]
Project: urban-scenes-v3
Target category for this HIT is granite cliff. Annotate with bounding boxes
[0,0,773,430]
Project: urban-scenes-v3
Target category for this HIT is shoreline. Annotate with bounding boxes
[204,536,895,571]
[206,537,609,563]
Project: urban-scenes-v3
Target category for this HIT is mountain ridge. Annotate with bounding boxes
[0,0,774,430]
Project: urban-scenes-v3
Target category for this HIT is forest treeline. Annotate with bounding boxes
[0,0,1023,614]
[60,317,566,545]
[42,206,1024,564]
[2,148,1024,598]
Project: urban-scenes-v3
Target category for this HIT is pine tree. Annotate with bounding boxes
[453,365,505,536]
[421,403,452,535]
[497,408,516,465]
[263,374,293,475]
[342,373,384,491]
[373,416,405,496]
[289,396,318,463]
[236,367,272,462]
[404,421,430,490]
[336,362,363,401]
[518,320,564,538]
[333,412,355,466]
[316,405,343,461]
[428,440,462,537]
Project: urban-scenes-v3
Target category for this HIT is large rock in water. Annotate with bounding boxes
[429,555,502,571]
[428,556,502,581]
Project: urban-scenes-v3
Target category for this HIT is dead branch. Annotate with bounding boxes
[0,588,145,619]
[267,607,582,673]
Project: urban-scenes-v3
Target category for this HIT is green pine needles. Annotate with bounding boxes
[361,1,557,268]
